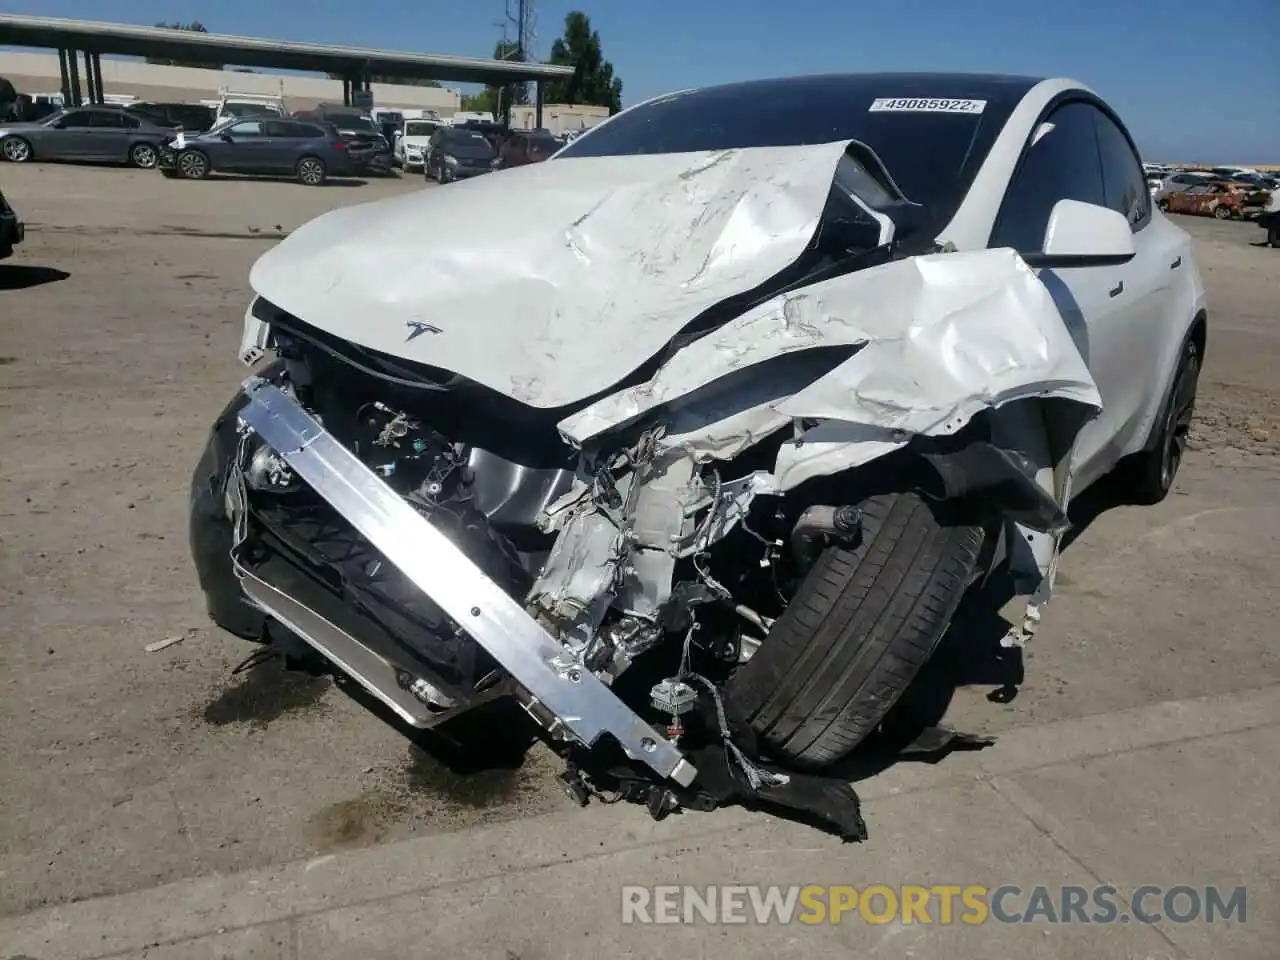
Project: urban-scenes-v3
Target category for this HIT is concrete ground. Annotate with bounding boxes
[1,163,1277,958]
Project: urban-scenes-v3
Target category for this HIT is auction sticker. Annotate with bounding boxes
[869,98,987,114]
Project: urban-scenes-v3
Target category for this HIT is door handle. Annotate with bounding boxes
[1170,256,1182,269]
[1109,281,1124,298]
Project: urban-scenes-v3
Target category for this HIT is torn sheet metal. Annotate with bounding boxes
[560,248,1103,491]
[248,142,854,409]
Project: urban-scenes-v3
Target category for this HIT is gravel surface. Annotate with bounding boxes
[1,164,1276,914]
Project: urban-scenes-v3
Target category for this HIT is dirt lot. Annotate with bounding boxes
[1,163,1277,917]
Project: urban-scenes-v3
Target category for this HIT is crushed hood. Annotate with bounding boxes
[249,142,851,408]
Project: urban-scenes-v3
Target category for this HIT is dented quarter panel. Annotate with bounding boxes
[248,141,854,409]
[560,248,1102,491]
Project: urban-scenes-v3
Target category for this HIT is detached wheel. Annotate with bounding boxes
[2,136,32,163]
[178,150,209,180]
[1119,336,1200,505]
[129,142,158,169]
[726,492,986,768]
[297,156,326,186]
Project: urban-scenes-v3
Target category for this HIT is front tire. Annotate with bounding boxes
[1,136,32,163]
[726,492,986,767]
[1213,204,1232,220]
[177,150,209,180]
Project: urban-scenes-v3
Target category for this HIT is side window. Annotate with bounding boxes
[90,111,124,128]
[990,101,1106,253]
[228,120,264,137]
[120,113,141,129]
[56,110,94,127]
[264,120,295,138]
[1093,109,1150,228]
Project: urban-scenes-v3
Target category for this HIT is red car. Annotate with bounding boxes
[498,131,562,168]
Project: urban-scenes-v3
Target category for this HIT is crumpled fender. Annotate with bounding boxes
[558,248,1103,493]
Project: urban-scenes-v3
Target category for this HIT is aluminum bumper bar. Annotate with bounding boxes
[236,377,696,787]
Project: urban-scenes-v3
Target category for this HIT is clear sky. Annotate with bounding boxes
[8,0,1280,163]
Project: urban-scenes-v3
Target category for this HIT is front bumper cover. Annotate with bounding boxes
[234,376,696,787]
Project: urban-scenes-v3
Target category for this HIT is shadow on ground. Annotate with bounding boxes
[0,265,70,290]
[200,653,331,729]
[196,173,372,187]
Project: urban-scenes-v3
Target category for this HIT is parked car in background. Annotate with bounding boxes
[0,185,22,259]
[293,106,393,175]
[1158,180,1271,220]
[127,101,216,133]
[1152,171,1214,202]
[393,117,444,170]
[497,130,562,168]
[0,105,173,168]
[157,117,358,185]
[424,127,497,182]
[455,120,515,154]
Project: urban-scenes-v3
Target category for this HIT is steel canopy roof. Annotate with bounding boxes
[0,15,575,85]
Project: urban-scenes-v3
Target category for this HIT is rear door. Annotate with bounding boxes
[262,120,305,172]
[83,109,132,160]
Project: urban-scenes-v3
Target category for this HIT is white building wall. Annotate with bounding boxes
[509,103,610,135]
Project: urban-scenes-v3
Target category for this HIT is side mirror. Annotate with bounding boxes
[220,133,234,142]
[1022,199,1136,268]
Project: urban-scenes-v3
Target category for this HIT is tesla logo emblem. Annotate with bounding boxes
[404,321,442,341]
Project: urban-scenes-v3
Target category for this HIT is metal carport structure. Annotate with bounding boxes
[0,14,573,125]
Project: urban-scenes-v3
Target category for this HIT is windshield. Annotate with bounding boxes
[405,121,440,137]
[557,74,1028,217]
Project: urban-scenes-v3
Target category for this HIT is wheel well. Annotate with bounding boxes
[1189,309,1207,365]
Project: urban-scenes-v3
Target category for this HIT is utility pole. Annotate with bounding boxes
[496,0,536,121]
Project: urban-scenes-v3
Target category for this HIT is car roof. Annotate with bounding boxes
[653,71,1044,106]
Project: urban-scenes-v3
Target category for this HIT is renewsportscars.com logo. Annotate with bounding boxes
[620,884,1248,926]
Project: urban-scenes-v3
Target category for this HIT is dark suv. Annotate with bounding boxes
[127,102,216,133]
[424,128,498,183]
[157,118,359,186]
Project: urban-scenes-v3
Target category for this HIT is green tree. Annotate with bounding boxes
[147,21,223,69]
[543,12,623,113]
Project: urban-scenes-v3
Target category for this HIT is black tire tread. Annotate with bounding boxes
[726,492,984,767]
